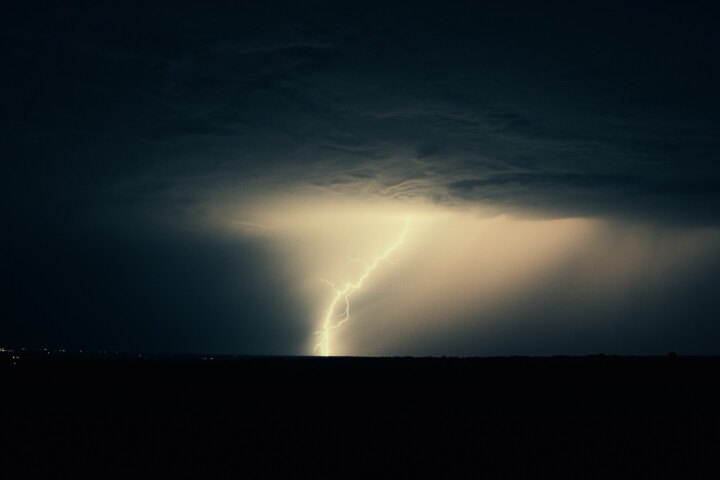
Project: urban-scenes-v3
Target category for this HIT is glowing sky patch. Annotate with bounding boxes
[200,194,720,356]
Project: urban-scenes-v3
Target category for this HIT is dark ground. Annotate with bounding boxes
[2,351,719,478]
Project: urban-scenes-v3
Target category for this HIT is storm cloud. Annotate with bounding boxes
[2,1,720,354]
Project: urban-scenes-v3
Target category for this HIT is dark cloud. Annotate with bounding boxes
[449,173,720,224]
[5,3,719,211]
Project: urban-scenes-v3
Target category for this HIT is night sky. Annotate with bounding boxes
[3,1,720,356]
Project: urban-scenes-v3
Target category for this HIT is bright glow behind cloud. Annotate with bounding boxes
[204,194,720,356]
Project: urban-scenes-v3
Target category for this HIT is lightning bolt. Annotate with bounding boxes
[314,221,410,356]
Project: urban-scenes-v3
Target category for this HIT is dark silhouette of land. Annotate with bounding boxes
[2,351,719,477]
